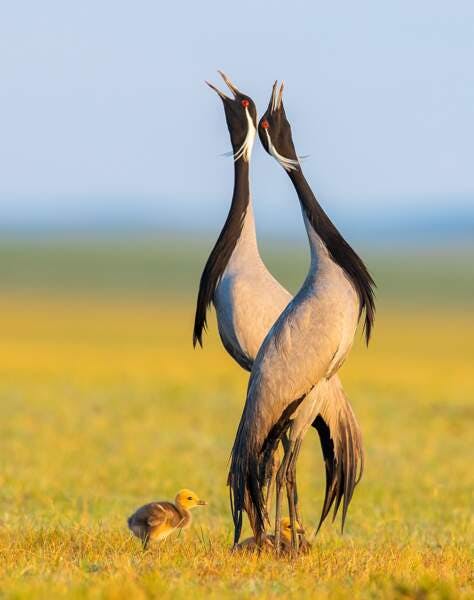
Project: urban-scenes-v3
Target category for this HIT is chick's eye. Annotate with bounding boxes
[241,99,249,108]
[188,496,193,500]
[261,119,269,129]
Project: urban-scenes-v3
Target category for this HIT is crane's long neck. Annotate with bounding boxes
[224,158,259,269]
[286,166,376,342]
[287,168,333,273]
[192,136,260,347]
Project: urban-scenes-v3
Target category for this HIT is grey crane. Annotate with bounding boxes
[228,82,375,552]
[194,73,365,545]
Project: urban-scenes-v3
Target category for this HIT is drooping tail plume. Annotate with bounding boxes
[228,414,267,545]
[312,376,364,533]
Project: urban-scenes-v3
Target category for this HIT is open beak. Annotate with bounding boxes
[197,499,207,506]
[267,80,284,114]
[205,70,240,101]
[217,70,240,96]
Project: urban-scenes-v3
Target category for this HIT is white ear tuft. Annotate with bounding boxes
[231,108,256,163]
[265,130,299,172]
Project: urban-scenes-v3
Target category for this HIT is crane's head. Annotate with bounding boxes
[206,71,257,163]
[279,517,305,542]
[175,489,207,510]
[258,81,300,173]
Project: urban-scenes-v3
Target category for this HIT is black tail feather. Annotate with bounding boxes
[313,379,364,534]
[228,436,266,545]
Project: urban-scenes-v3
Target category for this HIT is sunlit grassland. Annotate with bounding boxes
[0,238,473,599]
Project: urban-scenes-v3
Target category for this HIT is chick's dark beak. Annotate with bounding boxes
[197,499,207,506]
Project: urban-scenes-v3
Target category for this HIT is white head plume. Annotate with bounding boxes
[224,108,256,162]
[264,129,299,172]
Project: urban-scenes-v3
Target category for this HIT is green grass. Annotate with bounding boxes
[0,238,473,599]
[0,236,472,305]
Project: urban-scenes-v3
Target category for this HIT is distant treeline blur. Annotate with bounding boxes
[0,236,472,308]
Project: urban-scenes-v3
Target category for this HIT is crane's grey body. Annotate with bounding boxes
[213,201,292,367]
[248,217,359,426]
[214,204,356,436]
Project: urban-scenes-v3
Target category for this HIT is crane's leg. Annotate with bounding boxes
[286,438,304,553]
[291,439,304,528]
[274,435,292,555]
[265,444,281,516]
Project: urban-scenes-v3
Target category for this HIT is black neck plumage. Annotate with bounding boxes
[193,159,250,347]
[288,168,376,344]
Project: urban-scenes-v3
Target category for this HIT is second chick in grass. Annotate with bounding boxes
[235,517,311,555]
[128,489,207,549]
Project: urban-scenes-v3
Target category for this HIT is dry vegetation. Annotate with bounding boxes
[0,240,473,598]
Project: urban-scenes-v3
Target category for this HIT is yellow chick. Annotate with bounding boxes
[235,517,310,554]
[128,489,207,549]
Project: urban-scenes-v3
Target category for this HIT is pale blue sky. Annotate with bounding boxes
[1,1,473,234]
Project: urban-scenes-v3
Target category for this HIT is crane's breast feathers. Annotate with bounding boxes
[214,273,291,368]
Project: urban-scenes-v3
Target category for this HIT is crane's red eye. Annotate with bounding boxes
[261,119,269,129]
[241,99,249,108]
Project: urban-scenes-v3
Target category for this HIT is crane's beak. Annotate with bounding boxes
[205,80,229,100]
[267,80,284,114]
[217,70,240,96]
[205,70,241,101]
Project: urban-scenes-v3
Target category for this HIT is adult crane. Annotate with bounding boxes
[194,73,364,546]
[228,82,375,552]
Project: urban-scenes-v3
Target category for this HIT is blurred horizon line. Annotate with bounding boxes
[1,194,473,245]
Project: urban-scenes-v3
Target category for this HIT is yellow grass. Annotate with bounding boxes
[0,292,473,599]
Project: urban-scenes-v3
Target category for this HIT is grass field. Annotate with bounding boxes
[0,238,473,599]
